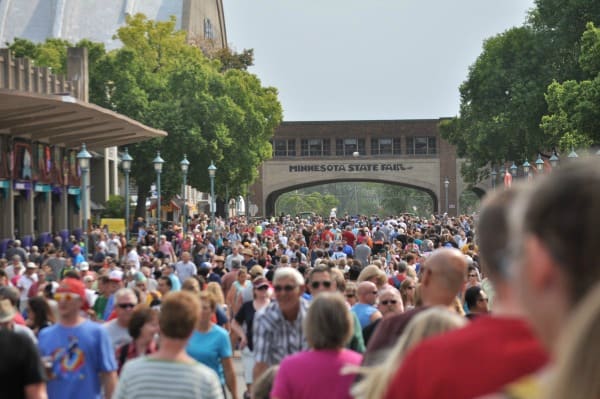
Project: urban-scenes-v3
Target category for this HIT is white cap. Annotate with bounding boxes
[108,270,123,282]
[79,261,89,271]
[26,262,38,269]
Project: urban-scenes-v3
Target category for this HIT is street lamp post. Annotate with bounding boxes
[153,152,164,236]
[180,155,190,236]
[490,168,497,190]
[510,162,518,177]
[208,161,217,230]
[568,146,579,159]
[549,149,560,168]
[77,143,92,258]
[121,148,133,242]
[535,153,544,173]
[522,159,531,180]
[443,177,449,214]
[353,151,359,216]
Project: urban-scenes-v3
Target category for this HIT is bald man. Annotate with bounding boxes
[383,189,548,399]
[352,281,383,329]
[363,248,467,365]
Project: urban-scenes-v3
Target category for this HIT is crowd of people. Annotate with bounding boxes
[1,158,600,399]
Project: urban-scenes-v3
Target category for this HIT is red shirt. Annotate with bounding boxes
[384,316,549,399]
[342,230,356,247]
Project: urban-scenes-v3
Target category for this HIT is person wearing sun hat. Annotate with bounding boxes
[38,277,118,399]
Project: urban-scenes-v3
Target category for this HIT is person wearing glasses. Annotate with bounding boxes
[464,286,489,320]
[352,281,382,329]
[230,276,272,398]
[363,287,403,346]
[103,288,138,350]
[309,266,366,353]
[38,278,117,399]
[252,267,309,381]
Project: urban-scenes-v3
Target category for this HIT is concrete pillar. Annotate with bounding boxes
[66,47,88,102]
[0,185,14,239]
[39,192,52,234]
[23,189,35,237]
[58,188,69,231]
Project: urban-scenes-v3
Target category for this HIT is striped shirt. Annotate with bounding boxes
[113,357,223,399]
[253,298,309,366]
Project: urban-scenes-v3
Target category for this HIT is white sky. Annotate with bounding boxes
[222,0,535,121]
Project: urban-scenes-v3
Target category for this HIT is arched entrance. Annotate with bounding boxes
[266,178,438,217]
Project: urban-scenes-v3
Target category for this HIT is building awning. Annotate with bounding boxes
[0,89,167,149]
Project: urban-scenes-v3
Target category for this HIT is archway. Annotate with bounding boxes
[265,179,439,216]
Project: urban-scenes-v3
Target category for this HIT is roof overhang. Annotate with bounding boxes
[0,89,167,149]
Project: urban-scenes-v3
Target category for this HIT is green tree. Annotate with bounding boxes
[8,15,283,217]
[102,195,126,218]
[541,23,600,151]
[440,27,554,183]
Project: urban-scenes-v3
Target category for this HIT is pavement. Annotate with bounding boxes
[228,350,248,399]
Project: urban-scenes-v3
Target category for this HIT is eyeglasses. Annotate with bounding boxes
[274,285,297,293]
[54,292,81,302]
[380,300,398,305]
[117,303,136,309]
[255,285,269,291]
[311,281,332,289]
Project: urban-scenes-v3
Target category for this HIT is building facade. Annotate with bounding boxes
[250,119,483,217]
[0,48,166,252]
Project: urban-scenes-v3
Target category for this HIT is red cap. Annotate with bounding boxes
[57,278,88,310]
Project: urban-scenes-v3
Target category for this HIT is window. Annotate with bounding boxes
[371,138,402,155]
[272,139,296,157]
[300,139,330,156]
[204,18,214,40]
[336,138,365,156]
[406,136,437,155]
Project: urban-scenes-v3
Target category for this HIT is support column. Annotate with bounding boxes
[23,189,35,237]
[39,192,52,234]
[1,185,15,239]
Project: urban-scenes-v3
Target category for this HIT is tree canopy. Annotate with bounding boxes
[441,0,600,184]
[9,14,283,215]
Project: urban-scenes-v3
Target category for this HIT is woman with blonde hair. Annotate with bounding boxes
[399,278,417,311]
[357,265,388,289]
[544,281,600,399]
[349,307,467,399]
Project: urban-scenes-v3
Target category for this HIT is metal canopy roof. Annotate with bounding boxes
[0,89,167,149]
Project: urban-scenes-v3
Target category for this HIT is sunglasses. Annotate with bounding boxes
[274,285,297,293]
[255,285,269,291]
[117,303,136,309]
[380,299,398,305]
[345,293,355,298]
[54,292,81,302]
[311,281,332,289]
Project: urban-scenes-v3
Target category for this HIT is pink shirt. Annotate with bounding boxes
[271,349,362,399]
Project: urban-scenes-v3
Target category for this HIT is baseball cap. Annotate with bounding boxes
[252,276,269,289]
[79,261,89,271]
[56,278,88,309]
[108,270,123,282]
[26,262,38,269]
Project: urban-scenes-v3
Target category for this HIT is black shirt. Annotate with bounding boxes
[0,330,45,399]
[234,300,259,351]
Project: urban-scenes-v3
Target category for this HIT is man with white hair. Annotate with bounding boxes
[253,267,309,381]
[103,288,138,349]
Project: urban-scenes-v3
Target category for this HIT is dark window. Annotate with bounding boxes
[337,138,365,156]
[300,139,329,157]
[406,136,437,155]
[272,139,296,157]
[393,138,402,154]
[204,18,214,40]
[372,138,402,155]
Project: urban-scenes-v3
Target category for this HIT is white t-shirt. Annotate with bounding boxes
[104,319,132,350]
[17,273,38,301]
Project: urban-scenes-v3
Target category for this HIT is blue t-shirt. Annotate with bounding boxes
[168,274,182,291]
[352,303,378,329]
[186,324,232,384]
[38,320,117,399]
